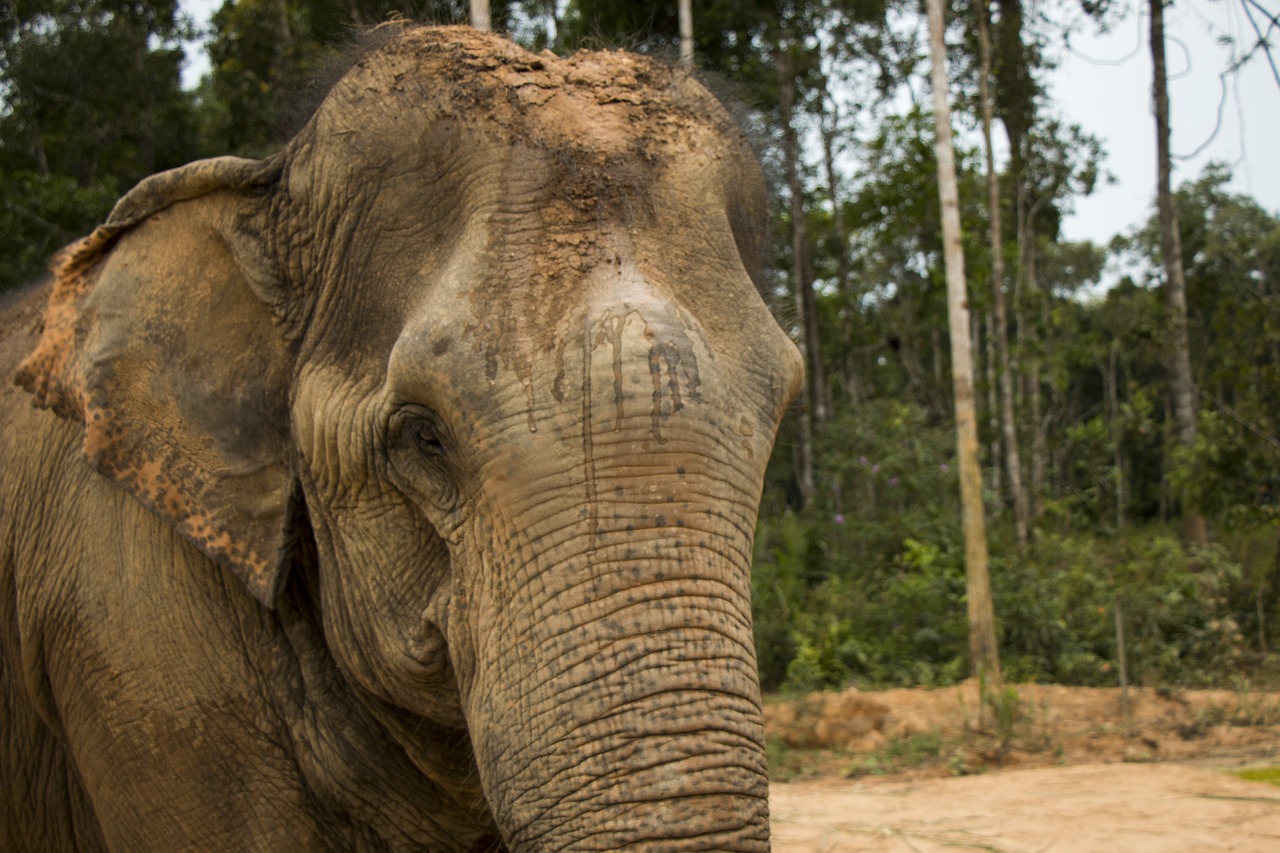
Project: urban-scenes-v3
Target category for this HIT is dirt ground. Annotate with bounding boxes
[765,682,1280,851]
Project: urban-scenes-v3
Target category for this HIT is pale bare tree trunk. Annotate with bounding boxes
[777,44,818,505]
[471,0,491,31]
[927,0,1000,682]
[678,0,694,68]
[973,0,1029,544]
[1150,0,1208,546]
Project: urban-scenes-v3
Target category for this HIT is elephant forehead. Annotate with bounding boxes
[386,262,760,441]
[315,25,741,161]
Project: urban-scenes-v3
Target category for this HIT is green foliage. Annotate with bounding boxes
[1113,165,1280,530]
[0,171,119,287]
[755,494,1266,691]
[846,730,946,777]
[763,736,828,782]
[985,683,1023,750]
[0,0,198,291]
[755,400,974,691]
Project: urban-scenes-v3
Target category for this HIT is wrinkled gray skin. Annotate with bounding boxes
[0,25,801,852]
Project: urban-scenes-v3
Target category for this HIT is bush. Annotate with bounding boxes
[753,508,1259,691]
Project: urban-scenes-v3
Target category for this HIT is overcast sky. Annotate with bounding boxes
[179,0,1279,248]
[1050,0,1280,245]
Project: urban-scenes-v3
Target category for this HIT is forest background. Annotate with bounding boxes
[2,0,1278,695]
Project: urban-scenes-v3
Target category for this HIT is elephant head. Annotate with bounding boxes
[15,25,802,851]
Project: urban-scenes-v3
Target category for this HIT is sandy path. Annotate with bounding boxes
[770,763,1280,852]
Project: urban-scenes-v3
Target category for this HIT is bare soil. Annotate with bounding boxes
[765,681,1280,851]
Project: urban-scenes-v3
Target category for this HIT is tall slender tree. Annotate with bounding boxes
[778,39,820,507]
[972,0,1030,544]
[926,0,1000,681]
[1149,0,1208,546]
[818,80,859,405]
[678,0,693,67]
[471,0,490,30]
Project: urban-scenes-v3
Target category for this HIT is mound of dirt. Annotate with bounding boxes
[765,680,1280,774]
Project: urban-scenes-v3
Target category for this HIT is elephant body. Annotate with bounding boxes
[0,26,801,852]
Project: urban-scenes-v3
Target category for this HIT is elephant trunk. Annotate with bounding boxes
[432,280,788,850]
[460,529,771,852]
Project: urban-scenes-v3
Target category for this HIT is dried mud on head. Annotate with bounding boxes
[324,24,744,161]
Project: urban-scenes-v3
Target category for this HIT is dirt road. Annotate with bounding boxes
[770,762,1280,852]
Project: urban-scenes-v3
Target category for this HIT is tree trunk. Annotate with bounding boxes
[471,0,491,31]
[1030,355,1046,518]
[777,44,818,506]
[994,0,1040,534]
[1109,340,1126,528]
[927,0,1001,682]
[1014,194,1045,520]
[932,326,946,405]
[133,35,156,176]
[974,0,1029,544]
[819,88,860,407]
[30,116,50,178]
[1150,0,1208,546]
[985,313,1003,502]
[977,0,1027,539]
[678,0,694,68]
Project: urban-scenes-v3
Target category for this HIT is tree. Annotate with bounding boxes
[471,0,490,30]
[1149,0,1208,546]
[678,0,692,67]
[777,36,822,506]
[926,0,1000,681]
[0,0,197,291]
[971,0,1029,544]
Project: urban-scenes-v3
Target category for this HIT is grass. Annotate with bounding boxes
[765,737,830,782]
[1232,766,1280,786]
[845,730,948,777]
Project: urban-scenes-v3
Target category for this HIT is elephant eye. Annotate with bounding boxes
[413,420,446,457]
[388,405,459,511]
[391,405,452,462]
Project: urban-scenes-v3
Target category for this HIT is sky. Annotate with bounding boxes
[178,0,1279,248]
[1049,0,1280,245]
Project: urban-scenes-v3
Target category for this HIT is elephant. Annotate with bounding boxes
[0,24,802,853]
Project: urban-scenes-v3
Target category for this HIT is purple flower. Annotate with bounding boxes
[888,477,900,487]
[940,463,950,473]
[834,514,845,524]
[858,456,869,466]
[871,464,880,474]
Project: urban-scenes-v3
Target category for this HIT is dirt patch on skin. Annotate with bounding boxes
[766,682,1280,851]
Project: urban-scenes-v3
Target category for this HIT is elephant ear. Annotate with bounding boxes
[14,156,297,606]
